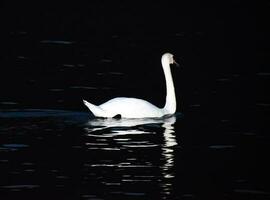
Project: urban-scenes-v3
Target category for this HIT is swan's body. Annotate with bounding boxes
[83,53,177,118]
[83,97,163,118]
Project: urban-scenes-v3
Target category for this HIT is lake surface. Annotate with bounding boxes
[1,2,269,200]
[0,103,269,200]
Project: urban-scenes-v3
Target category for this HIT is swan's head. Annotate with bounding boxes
[162,53,178,66]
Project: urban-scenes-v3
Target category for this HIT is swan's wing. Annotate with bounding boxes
[100,97,163,118]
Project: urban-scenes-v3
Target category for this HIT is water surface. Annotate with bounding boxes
[1,108,269,200]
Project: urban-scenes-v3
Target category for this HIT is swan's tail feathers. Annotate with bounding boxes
[83,100,106,117]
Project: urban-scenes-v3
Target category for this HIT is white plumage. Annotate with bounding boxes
[83,53,178,118]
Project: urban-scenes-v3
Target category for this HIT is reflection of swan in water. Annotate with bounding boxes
[160,115,177,197]
[84,115,178,198]
[84,114,177,148]
[84,115,177,134]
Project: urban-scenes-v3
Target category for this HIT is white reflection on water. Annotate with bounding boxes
[85,116,176,132]
[83,115,178,198]
[160,116,177,196]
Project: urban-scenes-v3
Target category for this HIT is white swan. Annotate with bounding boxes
[83,53,178,118]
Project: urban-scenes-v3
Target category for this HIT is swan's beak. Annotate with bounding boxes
[173,59,180,67]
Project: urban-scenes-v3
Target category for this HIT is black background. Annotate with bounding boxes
[1,1,270,199]
[1,1,265,112]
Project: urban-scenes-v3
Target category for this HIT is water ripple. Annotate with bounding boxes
[40,40,75,45]
[1,185,40,189]
[209,145,235,149]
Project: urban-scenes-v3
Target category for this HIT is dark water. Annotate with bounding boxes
[1,1,269,200]
[1,110,182,199]
[1,108,269,200]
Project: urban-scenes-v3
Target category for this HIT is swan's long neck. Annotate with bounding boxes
[162,59,176,115]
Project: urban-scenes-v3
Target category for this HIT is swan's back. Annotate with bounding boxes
[100,97,163,118]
